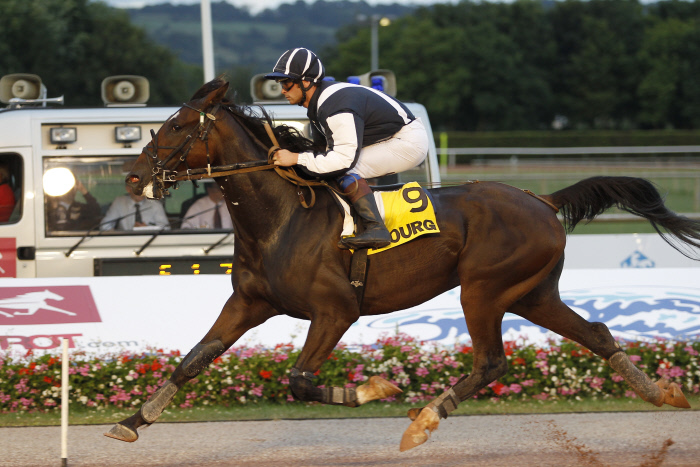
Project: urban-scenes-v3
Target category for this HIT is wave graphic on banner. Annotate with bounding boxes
[360,287,700,345]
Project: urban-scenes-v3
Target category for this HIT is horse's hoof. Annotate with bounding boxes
[656,380,691,409]
[399,406,439,452]
[407,407,422,421]
[356,376,402,405]
[104,423,138,443]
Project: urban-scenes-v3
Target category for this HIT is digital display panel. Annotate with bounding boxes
[94,256,233,276]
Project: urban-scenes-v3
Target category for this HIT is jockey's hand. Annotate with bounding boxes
[273,149,299,167]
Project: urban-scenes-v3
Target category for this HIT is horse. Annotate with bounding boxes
[105,78,694,451]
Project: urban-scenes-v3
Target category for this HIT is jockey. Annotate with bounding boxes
[265,47,429,250]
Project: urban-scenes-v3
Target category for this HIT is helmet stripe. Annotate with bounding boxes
[285,48,303,76]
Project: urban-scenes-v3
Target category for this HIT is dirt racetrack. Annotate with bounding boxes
[2,411,699,466]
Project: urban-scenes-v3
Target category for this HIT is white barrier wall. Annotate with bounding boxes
[1,234,699,355]
[564,233,700,269]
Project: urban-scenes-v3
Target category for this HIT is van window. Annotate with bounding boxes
[0,153,22,224]
[42,156,222,236]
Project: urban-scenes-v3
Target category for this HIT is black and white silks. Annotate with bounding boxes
[297,81,416,178]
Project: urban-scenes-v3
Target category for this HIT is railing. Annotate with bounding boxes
[438,146,700,221]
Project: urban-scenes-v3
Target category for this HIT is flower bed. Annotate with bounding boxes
[1,335,699,413]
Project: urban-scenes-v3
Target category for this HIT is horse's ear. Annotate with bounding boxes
[203,81,229,107]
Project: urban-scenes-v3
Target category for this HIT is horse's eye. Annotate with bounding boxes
[172,124,182,132]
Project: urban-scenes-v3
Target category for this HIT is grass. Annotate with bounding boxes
[3,395,698,427]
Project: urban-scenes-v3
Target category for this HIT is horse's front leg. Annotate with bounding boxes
[104,295,276,442]
[290,310,402,408]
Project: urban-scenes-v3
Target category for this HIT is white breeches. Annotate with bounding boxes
[350,118,429,179]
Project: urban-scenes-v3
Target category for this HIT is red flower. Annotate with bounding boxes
[514,357,526,366]
[44,376,54,384]
[151,361,162,372]
[348,372,355,381]
[259,370,272,379]
[492,382,507,395]
[460,346,472,354]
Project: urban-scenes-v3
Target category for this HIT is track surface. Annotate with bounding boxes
[3,411,699,466]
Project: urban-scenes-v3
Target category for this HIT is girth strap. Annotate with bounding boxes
[349,248,369,307]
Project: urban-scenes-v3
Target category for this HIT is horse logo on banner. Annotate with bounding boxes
[0,290,75,318]
[0,286,100,325]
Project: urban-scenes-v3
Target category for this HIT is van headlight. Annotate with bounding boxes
[115,126,141,143]
[50,127,77,144]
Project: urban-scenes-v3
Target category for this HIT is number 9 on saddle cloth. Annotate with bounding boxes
[335,182,440,254]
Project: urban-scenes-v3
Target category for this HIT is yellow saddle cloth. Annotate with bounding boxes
[340,182,440,255]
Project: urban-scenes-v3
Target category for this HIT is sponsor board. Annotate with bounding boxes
[0,238,16,278]
[1,268,699,355]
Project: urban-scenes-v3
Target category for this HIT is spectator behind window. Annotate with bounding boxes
[181,182,232,230]
[46,179,101,231]
[100,184,169,231]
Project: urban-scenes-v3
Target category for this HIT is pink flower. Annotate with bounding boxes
[415,367,429,377]
[509,384,522,394]
[628,355,642,362]
[612,375,624,383]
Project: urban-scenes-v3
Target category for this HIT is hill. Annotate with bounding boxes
[126,0,415,83]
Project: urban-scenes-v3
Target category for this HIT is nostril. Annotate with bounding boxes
[128,175,140,184]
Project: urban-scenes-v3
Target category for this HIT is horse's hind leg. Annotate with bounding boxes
[509,265,691,410]
[104,295,276,442]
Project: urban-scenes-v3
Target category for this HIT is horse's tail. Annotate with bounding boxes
[546,176,700,259]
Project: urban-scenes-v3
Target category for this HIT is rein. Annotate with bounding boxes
[144,103,332,208]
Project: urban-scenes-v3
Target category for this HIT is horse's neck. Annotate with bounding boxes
[218,114,333,244]
[217,135,304,243]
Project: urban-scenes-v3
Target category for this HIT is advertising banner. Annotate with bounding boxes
[1,268,699,355]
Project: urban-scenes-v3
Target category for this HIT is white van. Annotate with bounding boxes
[0,73,440,280]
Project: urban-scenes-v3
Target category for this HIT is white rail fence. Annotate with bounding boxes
[439,146,700,217]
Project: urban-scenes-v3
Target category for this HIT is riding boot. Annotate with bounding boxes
[339,178,392,250]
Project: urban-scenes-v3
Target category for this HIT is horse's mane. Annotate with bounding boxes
[190,78,323,155]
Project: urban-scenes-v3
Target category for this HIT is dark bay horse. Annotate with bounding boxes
[106,78,694,451]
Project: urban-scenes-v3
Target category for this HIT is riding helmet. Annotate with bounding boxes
[264,48,325,83]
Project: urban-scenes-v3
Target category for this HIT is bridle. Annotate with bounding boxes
[140,102,327,207]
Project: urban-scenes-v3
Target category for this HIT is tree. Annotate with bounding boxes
[548,0,645,129]
[0,0,202,107]
[325,1,555,131]
[637,17,700,129]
